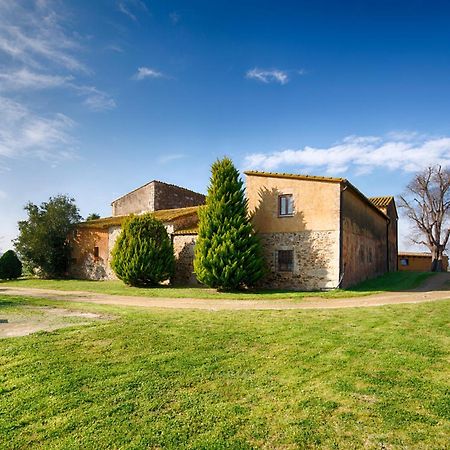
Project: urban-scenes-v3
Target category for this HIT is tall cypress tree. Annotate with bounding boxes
[194,157,265,290]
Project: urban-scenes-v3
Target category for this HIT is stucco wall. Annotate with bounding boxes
[172,234,199,285]
[398,254,448,272]
[246,174,341,290]
[341,188,388,287]
[246,174,341,232]
[68,228,110,280]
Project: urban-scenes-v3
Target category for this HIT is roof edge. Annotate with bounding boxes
[244,170,346,184]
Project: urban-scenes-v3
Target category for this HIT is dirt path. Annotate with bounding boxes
[1,273,450,311]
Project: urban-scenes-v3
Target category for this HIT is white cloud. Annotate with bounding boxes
[0,0,87,73]
[0,69,116,112]
[0,190,7,200]
[243,133,450,174]
[75,85,117,112]
[246,68,289,85]
[133,67,164,80]
[0,68,72,90]
[0,1,116,112]
[0,96,75,166]
[117,0,148,22]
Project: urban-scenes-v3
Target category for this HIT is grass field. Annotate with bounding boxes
[0,271,434,300]
[1,294,449,448]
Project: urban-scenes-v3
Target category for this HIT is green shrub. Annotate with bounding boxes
[0,250,22,280]
[110,214,175,287]
[194,157,265,290]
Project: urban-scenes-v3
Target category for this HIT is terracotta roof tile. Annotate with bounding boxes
[369,196,395,208]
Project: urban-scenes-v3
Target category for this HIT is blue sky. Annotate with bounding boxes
[1,0,450,252]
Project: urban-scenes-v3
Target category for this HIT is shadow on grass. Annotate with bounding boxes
[0,271,444,299]
[348,271,437,293]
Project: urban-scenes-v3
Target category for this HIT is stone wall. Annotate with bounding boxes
[68,227,110,280]
[385,202,398,272]
[153,182,205,211]
[172,234,199,285]
[257,231,340,290]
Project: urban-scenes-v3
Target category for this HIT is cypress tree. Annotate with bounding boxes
[194,157,265,290]
[111,214,175,287]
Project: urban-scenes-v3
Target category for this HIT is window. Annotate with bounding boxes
[367,248,373,263]
[278,194,294,216]
[400,258,409,266]
[278,250,294,272]
[93,246,99,258]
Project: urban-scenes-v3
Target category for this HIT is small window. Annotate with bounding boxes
[279,194,294,216]
[278,250,294,272]
[400,258,409,266]
[93,246,99,258]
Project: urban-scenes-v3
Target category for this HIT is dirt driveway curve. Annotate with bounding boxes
[1,273,449,311]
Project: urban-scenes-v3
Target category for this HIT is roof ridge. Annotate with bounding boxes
[244,170,346,183]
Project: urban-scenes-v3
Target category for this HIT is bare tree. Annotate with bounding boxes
[399,165,450,271]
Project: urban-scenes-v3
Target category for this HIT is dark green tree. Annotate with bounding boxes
[14,195,81,278]
[86,213,101,221]
[110,213,175,286]
[0,250,22,279]
[194,157,265,290]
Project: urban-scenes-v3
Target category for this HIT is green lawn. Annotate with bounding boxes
[0,295,449,448]
[0,271,434,300]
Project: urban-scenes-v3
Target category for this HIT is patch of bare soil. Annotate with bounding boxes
[0,307,108,338]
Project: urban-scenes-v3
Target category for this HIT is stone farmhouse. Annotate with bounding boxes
[69,172,398,289]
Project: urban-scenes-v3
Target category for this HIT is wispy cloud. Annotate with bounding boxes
[75,85,117,112]
[0,2,116,109]
[0,0,87,73]
[0,68,72,90]
[158,153,186,164]
[0,0,116,169]
[0,190,7,200]
[117,0,148,22]
[0,96,75,166]
[0,68,116,112]
[132,67,164,80]
[246,68,289,85]
[245,68,307,85]
[244,133,450,174]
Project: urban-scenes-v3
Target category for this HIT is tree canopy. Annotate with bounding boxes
[14,195,81,278]
[399,165,450,271]
[86,213,101,221]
